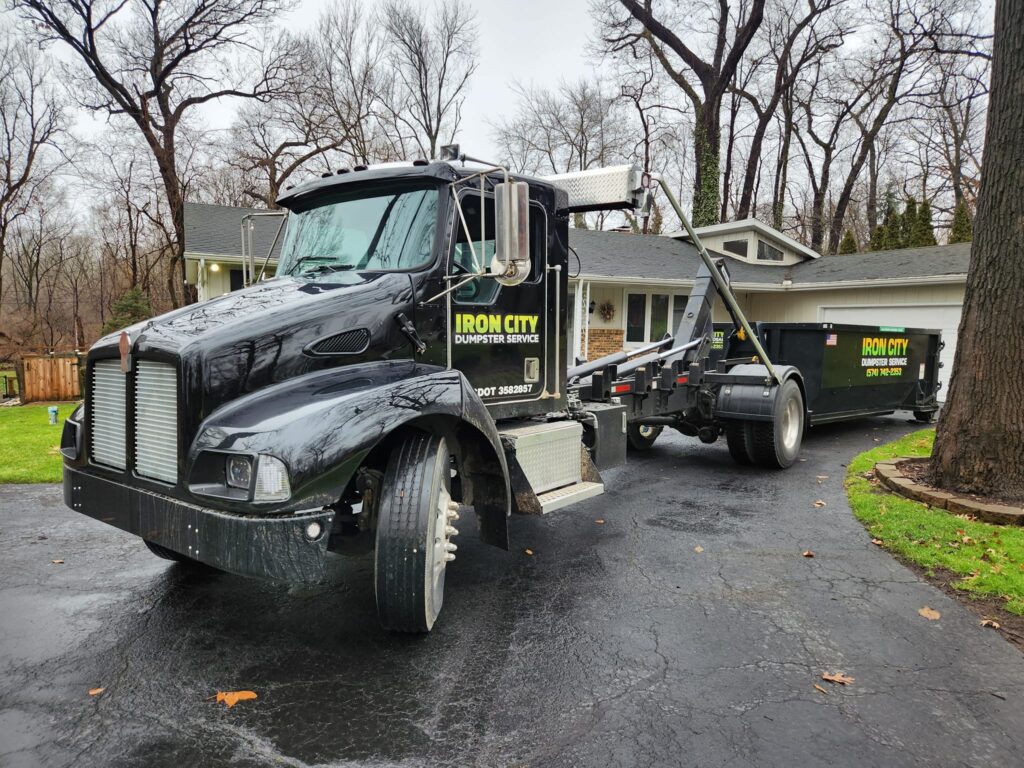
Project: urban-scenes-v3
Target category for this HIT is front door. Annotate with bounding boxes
[448,189,549,410]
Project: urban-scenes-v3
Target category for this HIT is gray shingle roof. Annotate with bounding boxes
[569,229,969,286]
[185,201,969,286]
[185,202,284,260]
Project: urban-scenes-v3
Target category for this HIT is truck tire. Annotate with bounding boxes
[143,539,221,571]
[725,421,755,465]
[627,423,663,451]
[750,379,805,469]
[375,431,458,633]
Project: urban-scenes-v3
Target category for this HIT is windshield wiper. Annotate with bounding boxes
[289,258,357,277]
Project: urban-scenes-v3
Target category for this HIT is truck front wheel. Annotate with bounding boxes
[750,379,805,469]
[375,431,459,633]
[627,423,663,451]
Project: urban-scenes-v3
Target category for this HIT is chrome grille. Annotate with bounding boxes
[134,361,178,483]
[90,360,127,469]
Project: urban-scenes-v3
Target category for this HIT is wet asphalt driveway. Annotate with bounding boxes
[2,417,1024,767]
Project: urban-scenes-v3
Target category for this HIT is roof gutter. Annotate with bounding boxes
[572,273,967,291]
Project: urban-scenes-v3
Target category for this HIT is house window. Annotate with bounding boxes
[625,292,690,345]
[757,239,784,262]
[723,239,748,258]
[650,294,670,341]
[626,294,647,343]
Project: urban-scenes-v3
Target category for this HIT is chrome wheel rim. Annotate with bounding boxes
[431,484,459,597]
[781,395,801,452]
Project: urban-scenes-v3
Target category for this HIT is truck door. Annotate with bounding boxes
[448,189,549,408]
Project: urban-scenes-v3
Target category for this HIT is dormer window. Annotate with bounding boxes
[757,239,784,262]
[723,239,749,258]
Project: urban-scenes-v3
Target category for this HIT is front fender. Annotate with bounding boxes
[188,359,510,546]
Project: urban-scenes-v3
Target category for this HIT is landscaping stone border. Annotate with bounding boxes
[875,457,1024,525]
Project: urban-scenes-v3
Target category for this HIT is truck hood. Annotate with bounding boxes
[88,272,421,433]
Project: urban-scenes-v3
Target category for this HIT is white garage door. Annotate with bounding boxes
[820,304,961,399]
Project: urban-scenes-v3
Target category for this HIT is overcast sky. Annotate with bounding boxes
[277,0,602,160]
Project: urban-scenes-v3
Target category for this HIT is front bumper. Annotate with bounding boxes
[64,467,334,583]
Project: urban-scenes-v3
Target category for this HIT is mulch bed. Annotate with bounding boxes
[899,459,1018,510]
[875,458,1024,525]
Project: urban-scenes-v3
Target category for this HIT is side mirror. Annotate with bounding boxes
[491,181,530,286]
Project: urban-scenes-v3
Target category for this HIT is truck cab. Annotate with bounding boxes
[61,159,579,632]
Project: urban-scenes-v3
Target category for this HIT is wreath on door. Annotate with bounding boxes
[598,300,615,322]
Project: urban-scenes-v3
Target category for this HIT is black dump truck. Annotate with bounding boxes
[60,154,942,632]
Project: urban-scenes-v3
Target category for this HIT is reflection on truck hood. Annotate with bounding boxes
[89,271,420,435]
[132,273,410,349]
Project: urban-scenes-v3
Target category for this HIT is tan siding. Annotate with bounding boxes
[741,284,965,323]
[587,284,623,330]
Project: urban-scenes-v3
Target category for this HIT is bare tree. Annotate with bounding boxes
[0,36,65,318]
[493,80,629,175]
[731,0,847,221]
[224,1,394,207]
[377,0,478,160]
[15,0,296,307]
[598,0,767,226]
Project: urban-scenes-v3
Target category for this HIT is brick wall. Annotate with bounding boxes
[586,328,624,359]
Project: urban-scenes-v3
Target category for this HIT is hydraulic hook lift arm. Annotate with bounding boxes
[650,173,781,385]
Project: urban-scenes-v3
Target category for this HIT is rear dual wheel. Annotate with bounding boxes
[375,432,459,633]
[726,379,805,469]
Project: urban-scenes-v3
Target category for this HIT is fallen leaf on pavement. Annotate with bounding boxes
[815,475,829,482]
[215,690,257,708]
[813,500,826,508]
[50,559,64,564]
[594,519,605,525]
[88,687,104,696]
[802,550,815,558]
[871,538,883,546]
[821,672,854,685]
[694,545,704,553]
[524,549,534,556]
[814,684,829,695]
[918,606,941,621]
[981,619,1001,629]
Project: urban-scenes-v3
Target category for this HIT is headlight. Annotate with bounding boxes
[225,456,252,489]
[254,455,291,502]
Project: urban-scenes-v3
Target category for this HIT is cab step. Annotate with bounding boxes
[537,481,604,513]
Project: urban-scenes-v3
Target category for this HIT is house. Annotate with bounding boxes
[184,202,285,298]
[184,202,968,395]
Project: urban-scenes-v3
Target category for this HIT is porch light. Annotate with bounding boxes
[209,263,221,272]
[588,300,596,314]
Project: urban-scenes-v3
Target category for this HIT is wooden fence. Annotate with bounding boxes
[19,354,83,403]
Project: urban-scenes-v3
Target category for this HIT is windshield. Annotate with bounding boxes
[278,185,440,277]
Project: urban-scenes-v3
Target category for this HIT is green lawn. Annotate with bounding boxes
[847,429,1024,615]
[0,403,77,483]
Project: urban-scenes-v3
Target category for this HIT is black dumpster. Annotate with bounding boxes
[713,322,942,425]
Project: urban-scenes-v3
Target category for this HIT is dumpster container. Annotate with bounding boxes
[714,322,942,425]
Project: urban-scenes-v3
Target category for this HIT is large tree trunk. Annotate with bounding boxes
[866,143,879,233]
[692,97,722,227]
[930,0,1024,502]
